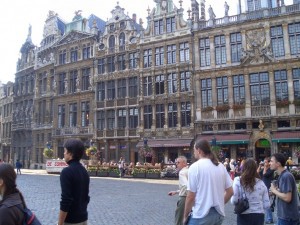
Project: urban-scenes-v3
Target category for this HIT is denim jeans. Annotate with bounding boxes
[187,207,224,225]
[265,207,273,222]
[277,218,299,225]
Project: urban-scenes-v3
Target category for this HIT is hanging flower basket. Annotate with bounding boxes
[43,148,54,159]
[294,146,300,158]
[86,146,97,157]
[216,104,230,111]
[232,104,245,110]
[202,106,214,112]
[276,100,290,107]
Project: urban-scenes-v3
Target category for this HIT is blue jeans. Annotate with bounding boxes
[237,213,264,225]
[277,218,299,225]
[265,207,273,222]
[188,207,224,225]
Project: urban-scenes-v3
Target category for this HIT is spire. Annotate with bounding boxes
[26,24,32,43]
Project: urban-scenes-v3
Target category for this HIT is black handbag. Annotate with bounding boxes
[234,182,249,214]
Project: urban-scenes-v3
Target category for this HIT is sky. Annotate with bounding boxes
[0,0,292,84]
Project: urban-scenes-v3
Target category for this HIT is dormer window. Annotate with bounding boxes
[109,24,115,32]
[166,17,176,33]
[154,19,164,35]
[120,21,126,29]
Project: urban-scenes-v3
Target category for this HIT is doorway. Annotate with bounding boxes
[255,139,271,163]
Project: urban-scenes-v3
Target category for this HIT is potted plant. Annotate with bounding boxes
[146,168,161,179]
[87,166,97,176]
[216,104,230,111]
[86,146,97,158]
[202,106,214,112]
[132,167,146,178]
[43,148,54,159]
[232,103,245,110]
[108,167,120,177]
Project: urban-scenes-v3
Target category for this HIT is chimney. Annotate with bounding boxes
[132,13,137,23]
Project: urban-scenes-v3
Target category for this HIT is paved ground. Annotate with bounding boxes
[16,169,269,225]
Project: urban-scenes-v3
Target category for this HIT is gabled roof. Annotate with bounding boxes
[55,30,95,47]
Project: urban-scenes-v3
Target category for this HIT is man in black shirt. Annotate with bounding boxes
[257,157,274,224]
[58,139,90,225]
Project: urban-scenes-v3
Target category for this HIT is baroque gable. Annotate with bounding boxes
[55,30,95,46]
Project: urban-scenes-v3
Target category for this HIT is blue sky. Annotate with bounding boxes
[0,0,292,84]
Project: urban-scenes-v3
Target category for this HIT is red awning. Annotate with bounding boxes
[198,133,250,144]
[136,139,192,148]
[272,131,300,142]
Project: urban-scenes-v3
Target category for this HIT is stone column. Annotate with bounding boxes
[244,73,251,117]
[269,71,276,116]
[195,78,202,120]
[282,23,291,58]
[225,33,231,65]
[287,68,295,113]
[209,36,216,68]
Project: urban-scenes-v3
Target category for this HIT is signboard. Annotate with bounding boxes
[256,139,270,148]
[46,159,68,174]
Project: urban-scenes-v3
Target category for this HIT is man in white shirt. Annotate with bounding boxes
[168,156,189,225]
[183,139,233,225]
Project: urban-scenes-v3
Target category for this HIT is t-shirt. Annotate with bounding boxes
[187,158,232,218]
[277,170,299,221]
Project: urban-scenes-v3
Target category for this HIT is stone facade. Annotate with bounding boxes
[1,1,300,167]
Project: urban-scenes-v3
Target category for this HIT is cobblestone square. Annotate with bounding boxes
[17,171,238,225]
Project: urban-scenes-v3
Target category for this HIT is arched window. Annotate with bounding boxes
[119,33,125,46]
[109,35,115,53]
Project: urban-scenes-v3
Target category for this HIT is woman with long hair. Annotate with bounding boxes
[231,158,270,225]
[0,163,26,225]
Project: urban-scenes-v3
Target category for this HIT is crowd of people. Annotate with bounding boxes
[168,139,299,225]
[0,138,299,225]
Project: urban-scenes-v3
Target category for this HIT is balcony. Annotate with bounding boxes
[53,126,94,136]
[251,106,271,117]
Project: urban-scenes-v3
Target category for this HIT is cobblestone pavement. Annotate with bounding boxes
[16,170,254,225]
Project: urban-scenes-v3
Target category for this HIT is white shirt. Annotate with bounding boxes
[230,177,270,214]
[187,158,232,218]
[178,166,188,197]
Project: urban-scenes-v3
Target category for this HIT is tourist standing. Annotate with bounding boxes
[168,156,189,225]
[15,159,22,175]
[231,158,270,225]
[183,139,233,225]
[58,139,90,225]
[269,153,299,225]
[118,157,125,177]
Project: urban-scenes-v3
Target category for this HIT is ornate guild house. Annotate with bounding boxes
[0,0,300,167]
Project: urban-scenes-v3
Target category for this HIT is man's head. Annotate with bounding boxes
[176,156,187,170]
[194,139,211,160]
[270,153,286,171]
[63,139,85,162]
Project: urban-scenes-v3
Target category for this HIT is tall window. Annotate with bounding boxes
[155,47,164,66]
[129,52,137,69]
[109,35,115,53]
[70,47,78,62]
[107,56,115,73]
[166,17,176,33]
[230,33,242,63]
[144,105,152,129]
[118,109,126,129]
[216,76,228,105]
[69,103,77,127]
[97,81,105,101]
[181,102,191,127]
[81,101,89,127]
[82,44,91,59]
[215,35,226,65]
[233,75,245,104]
[118,79,126,99]
[129,108,138,128]
[154,19,163,35]
[58,73,66,95]
[143,49,152,68]
[201,79,212,107]
[288,22,300,55]
[167,44,176,64]
[81,68,90,91]
[180,71,190,92]
[143,76,152,96]
[155,75,165,95]
[129,77,138,97]
[119,32,125,51]
[107,80,115,100]
[98,58,105,74]
[250,72,270,106]
[107,110,115,130]
[69,70,77,93]
[59,50,66,65]
[293,68,300,100]
[199,38,211,67]
[118,54,126,71]
[156,104,165,128]
[271,26,285,57]
[167,73,177,94]
[97,111,105,130]
[58,105,65,128]
[179,42,189,62]
[275,70,288,101]
[168,103,177,128]
[247,0,261,11]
